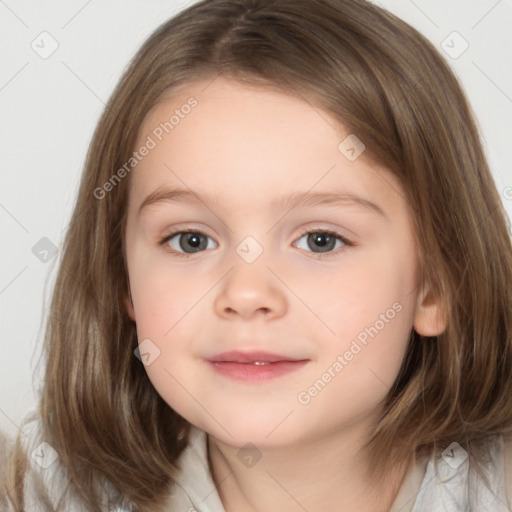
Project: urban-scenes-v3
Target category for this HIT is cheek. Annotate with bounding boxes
[129,257,200,335]
[128,257,209,375]
[128,263,203,415]
[307,240,417,379]
[296,302,413,428]
[309,245,415,335]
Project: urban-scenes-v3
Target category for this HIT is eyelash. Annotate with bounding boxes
[157,226,354,259]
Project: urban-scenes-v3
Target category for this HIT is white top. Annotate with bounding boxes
[10,414,512,511]
[164,427,512,512]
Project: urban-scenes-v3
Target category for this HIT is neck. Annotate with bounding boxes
[207,422,411,512]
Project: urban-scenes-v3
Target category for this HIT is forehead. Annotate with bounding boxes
[128,77,406,216]
[138,76,345,151]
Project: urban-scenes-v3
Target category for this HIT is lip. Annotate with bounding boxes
[208,350,305,363]
[205,351,309,383]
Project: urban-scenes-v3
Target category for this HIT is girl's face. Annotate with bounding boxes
[123,77,444,449]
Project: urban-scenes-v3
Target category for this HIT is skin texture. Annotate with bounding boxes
[123,77,446,511]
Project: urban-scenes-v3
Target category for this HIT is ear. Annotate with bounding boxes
[413,279,447,337]
[124,288,136,322]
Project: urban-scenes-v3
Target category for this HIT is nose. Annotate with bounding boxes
[214,259,287,321]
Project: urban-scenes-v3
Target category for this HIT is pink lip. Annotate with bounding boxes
[208,350,304,363]
[205,351,309,383]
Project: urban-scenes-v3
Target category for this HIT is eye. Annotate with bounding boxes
[293,229,353,257]
[158,227,354,258]
[159,230,217,256]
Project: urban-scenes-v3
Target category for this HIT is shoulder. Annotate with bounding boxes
[2,411,132,512]
[0,412,61,511]
[7,412,84,511]
[503,432,512,507]
[164,426,226,512]
[410,434,512,512]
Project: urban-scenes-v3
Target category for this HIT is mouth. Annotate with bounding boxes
[205,351,309,382]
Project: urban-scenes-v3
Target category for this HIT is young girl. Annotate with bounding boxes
[2,0,512,510]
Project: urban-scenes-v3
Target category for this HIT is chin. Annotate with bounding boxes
[200,417,303,450]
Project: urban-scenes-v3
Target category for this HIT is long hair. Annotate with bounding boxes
[2,0,512,509]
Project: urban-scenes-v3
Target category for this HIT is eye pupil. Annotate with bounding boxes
[187,234,200,247]
[308,233,335,253]
[180,233,207,252]
[313,233,328,246]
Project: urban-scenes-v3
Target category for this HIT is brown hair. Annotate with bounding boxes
[2,0,512,509]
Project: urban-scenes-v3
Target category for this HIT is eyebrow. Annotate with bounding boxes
[138,187,387,218]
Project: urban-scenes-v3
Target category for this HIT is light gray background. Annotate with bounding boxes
[1,0,511,439]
